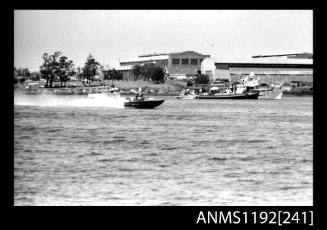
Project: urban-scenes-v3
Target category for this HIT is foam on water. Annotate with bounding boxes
[14,94,126,108]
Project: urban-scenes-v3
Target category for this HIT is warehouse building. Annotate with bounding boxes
[118,51,210,80]
[201,53,313,83]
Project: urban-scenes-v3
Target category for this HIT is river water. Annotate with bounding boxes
[14,94,313,206]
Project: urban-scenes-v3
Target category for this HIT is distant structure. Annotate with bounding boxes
[201,52,313,83]
[118,51,210,80]
[252,52,313,59]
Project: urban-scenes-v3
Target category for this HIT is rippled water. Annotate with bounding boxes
[14,94,313,206]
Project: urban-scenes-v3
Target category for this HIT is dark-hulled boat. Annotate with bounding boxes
[124,99,165,108]
[196,91,259,99]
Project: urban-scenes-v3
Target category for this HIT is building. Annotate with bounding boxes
[201,53,313,83]
[118,51,210,80]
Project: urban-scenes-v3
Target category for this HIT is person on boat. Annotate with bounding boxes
[135,92,144,101]
[108,80,115,93]
[249,72,254,81]
[185,88,190,95]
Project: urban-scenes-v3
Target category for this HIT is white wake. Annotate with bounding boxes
[14,94,126,108]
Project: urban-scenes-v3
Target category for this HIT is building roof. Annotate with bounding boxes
[138,51,209,57]
[252,52,313,59]
[138,53,170,57]
[214,57,313,65]
[120,55,169,64]
[120,51,210,64]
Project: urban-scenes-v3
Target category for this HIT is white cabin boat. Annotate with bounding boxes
[257,89,283,100]
[175,94,196,99]
[176,89,197,99]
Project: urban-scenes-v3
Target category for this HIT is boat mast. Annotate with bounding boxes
[210,43,214,84]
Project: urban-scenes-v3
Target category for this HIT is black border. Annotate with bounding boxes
[7,7,14,208]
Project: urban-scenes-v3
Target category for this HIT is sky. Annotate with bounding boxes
[14,10,313,71]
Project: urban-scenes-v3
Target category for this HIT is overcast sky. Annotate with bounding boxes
[14,10,313,71]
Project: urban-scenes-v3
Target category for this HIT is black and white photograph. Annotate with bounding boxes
[14,10,313,206]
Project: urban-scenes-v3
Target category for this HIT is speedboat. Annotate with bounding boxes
[124,98,165,108]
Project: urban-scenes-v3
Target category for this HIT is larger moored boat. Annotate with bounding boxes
[195,74,260,99]
[196,91,259,99]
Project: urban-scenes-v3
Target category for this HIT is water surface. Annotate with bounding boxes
[14,95,313,205]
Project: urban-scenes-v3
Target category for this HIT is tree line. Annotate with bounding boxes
[15,51,208,87]
[132,63,166,83]
[14,51,167,87]
[132,65,208,85]
[14,52,130,88]
[14,67,42,84]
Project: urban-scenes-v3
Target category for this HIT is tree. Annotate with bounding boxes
[136,63,166,83]
[56,56,75,87]
[98,65,105,81]
[14,67,33,85]
[114,71,123,81]
[102,70,110,80]
[82,54,100,85]
[150,66,165,83]
[14,67,31,78]
[132,65,142,81]
[40,52,61,87]
[30,71,41,81]
[139,63,155,81]
[194,74,210,84]
[40,52,75,87]
[14,67,19,85]
[76,67,84,80]
[106,69,123,80]
[19,78,25,84]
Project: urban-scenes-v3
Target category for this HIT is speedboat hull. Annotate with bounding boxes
[124,99,165,109]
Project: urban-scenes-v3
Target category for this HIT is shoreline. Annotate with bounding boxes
[14,89,313,97]
[14,82,313,97]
